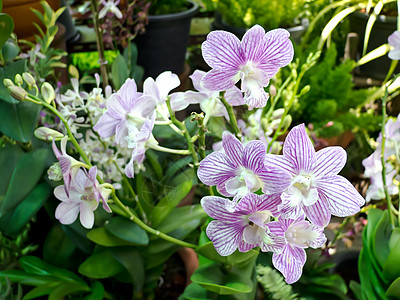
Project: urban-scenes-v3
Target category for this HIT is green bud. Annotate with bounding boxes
[34,127,64,141]
[22,72,36,88]
[8,86,28,101]
[3,78,14,88]
[281,115,292,131]
[271,108,285,119]
[48,163,63,181]
[270,142,282,154]
[41,82,55,104]
[15,74,23,86]
[299,85,310,97]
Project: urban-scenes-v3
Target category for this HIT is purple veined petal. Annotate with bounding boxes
[261,234,286,254]
[235,193,258,212]
[238,240,256,252]
[264,154,296,176]
[244,87,270,109]
[88,166,97,184]
[52,139,62,157]
[216,180,234,198]
[279,188,304,220]
[224,176,247,197]
[54,185,69,202]
[133,95,157,118]
[241,25,267,62]
[265,221,286,237]
[206,220,244,256]
[272,244,306,284]
[242,140,266,171]
[202,30,244,70]
[307,225,327,249]
[114,119,128,144]
[55,202,80,225]
[258,193,283,217]
[257,29,294,73]
[117,79,137,101]
[201,196,244,222]
[225,86,244,106]
[257,165,292,195]
[190,70,207,92]
[202,69,241,92]
[302,187,319,206]
[155,71,180,99]
[125,156,135,178]
[73,169,88,193]
[58,156,72,176]
[79,199,98,229]
[197,152,237,186]
[93,113,122,138]
[243,224,261,245]
[107,94,130,118]
[317,175,365,217]
[222,132,244,167]
[283,124,316,173]
[303,195,331,227]
[314,146,347,179]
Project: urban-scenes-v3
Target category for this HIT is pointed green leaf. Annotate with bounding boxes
[0,270,57,286]
[43,225,76,267]
[386,276,400,298]
[79,250,125,279]
[84,281,105,300]
[48,281,89,300]
[0,13,14,49]
[87,226,139,247]
[196,242,259,265]
[383,238,400,281]
[373,210,392,268]
[111,54,129,90]
[157,205,206,234]
[105,217,149,245]
[23,282,60,299]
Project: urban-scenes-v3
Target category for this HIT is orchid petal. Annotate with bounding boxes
[257,165,292,194]
[242,140,266,171]
[155,71,180,99]
[202,69,241,92]
[198,152,237,186]
[55,202,80,225]
[201,196,243,223]
[264,154,296,176]
[206,220,243,256]
[303,196,331,227]
[314,146,347,178]
[272,245,306,284]
[242,25,266,62]
[190,70,207,92]
[79,200,98,229]
[222,132,244,166]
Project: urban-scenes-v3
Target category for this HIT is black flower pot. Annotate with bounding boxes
[135,1,199,79]
[350,11,400,80]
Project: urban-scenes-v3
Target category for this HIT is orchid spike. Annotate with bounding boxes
[201,25,293,109]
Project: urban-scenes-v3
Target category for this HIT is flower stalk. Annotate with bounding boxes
[220,94,241,138]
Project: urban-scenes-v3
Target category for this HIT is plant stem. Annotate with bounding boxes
[90,0,109,88]
[331,216,351,245]
[380,87,396,228]
[148,144,191,155]
[166,99,199,172]
[195,113,207,160]
[219,95,241,138]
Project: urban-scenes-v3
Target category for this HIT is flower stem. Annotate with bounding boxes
[380,87,396,228]
[148,144,191,155]
[194,113,206,160]
[166,98,199,172]
[220,94,241,138]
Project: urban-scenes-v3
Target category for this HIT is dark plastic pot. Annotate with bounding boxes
[350,11,399,80]
[135,1,199,79]
[211,12,307,44]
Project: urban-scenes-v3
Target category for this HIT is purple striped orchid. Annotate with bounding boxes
[198,132,291,210]
[266,216,326,284]
[265,124,365,227]
[93,78,156,146]
[54,167,111,229]
[201,25,293,109]
[201,193,285,256]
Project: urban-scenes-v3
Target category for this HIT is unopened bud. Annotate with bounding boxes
[22,72,36,88]
[48,163,63,181]
[270,141,282,154]
[3,78,14,88]
[270,119,281,130]
[271,108,285,119]
[8,86,28,101]
[15,74,23,86]
[34,127,64,141]
[299,85,310,97]
[281,115,292,131]
[269,84,277,98]
[41,82,55,104]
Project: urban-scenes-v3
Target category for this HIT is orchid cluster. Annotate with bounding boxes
[362,114,400,202]
[6,23,367,291]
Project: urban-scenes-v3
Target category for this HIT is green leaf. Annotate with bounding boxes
[389,228,400,250]
[0,13,14,50]
[0,270,57,286]
[78,250,125,279]
[62,222,93,254]
[48,281,89,300]
[132,65,144,83]
[0,100,41,142]
[383,238,400,281]
[386,276,400,298]
[179,282,211,300]
[87,226,139,247]
[84,281,104,300]
[0,59,27,104]
[43,225,76,267]
[23,282,60,299]
[105,217,149,245]
[349,280,362,300]
[2,40,19,62]
[150,180,193,227]
[196,242,259,265]
[0,183,52,235]
[373,210,392,269]
[123,42,139,68]
[191,263,254,295]
[111,54,129,90]
[0,148,48,217]
[111,248,145,295]
[157,205,206,234]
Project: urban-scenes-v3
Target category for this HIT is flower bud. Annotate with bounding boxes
[15,74,23,86]
[3,78,14,88]
[48,163,63,181]
[34,127,64,141]
[41,82,55,104]
[281,115,292,131]
[8,86,28,101]
[299,85,310,97]
[270,141,282,154]
[271,108,285,120]
[22,72,36,88]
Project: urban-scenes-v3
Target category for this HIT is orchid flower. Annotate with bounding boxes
[54,167,111,229]
[266,216,327,284]
[198,132,291,210]
[201,25,293,109]
[388,31,400,60]
[99,0,123,19]
[264,124,365,227]
[201,193,285,256]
